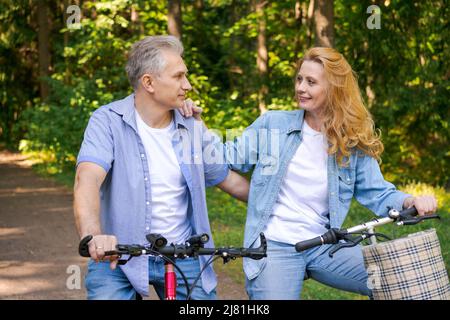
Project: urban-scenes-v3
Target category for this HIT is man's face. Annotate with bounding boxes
[150,50,192,109]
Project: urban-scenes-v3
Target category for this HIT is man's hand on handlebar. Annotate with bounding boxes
[86,234,120,269]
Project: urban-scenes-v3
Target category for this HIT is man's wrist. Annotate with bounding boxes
[80,229,101,240]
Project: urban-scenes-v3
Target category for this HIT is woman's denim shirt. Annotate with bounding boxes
[223,110,410,280]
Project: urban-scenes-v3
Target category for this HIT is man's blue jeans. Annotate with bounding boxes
[246,239,372,300]
[85,256,216,300]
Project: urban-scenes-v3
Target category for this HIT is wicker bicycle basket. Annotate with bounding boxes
[362,228,450,300]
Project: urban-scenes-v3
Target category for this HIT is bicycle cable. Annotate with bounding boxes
[186,253,221,300]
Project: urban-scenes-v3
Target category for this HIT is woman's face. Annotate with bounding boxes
[295,60,329,115]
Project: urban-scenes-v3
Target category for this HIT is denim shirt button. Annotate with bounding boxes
[146,201,150,205]
[141,153,145,158]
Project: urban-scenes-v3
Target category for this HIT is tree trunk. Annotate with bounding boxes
[62,0,71,84]
[62,0,68,47]
[305,0,315,48]
[194,0,204,41]
[294,1,302,58]
[168,0,182,39]
[314,0,334,47]
[194,0,204,19]
[255,0,268,114]
[227,0,236,89]
[131,5,138,22]
[37,0,51,99]
[131,3,144,35]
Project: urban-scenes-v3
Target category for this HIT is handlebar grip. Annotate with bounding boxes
[400,207,418,217]
[78,235,93,257]
[295,229,340,252]
[78,236,119,258]
[295,236,323,252]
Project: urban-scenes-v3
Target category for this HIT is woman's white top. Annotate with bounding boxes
[263,120,330,244]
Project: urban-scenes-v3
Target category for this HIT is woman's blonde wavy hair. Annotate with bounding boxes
[296,47,384,166]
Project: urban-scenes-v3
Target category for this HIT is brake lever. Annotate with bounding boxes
[328,235,364,258]
[417,214,440,221]
[103,244,148,265]
[399,214,440,226]
[249,232,268,260]
[117,258,131,265]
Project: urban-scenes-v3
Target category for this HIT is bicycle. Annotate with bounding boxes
[78,232,267,300]
[295,207,449,300]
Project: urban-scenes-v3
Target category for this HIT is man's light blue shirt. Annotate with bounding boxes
[77,94,229,296]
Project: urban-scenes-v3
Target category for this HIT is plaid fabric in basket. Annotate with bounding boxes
[362,228,450,300]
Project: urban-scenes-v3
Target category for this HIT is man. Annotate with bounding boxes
[73,35,249,300]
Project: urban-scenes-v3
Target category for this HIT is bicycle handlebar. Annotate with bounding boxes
[295,206,440,254]
[79,233,267,301]
[79,232,267,264]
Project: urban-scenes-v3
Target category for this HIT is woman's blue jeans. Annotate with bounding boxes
[246,239,372,300]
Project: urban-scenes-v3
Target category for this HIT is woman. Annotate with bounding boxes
[220,47,437,299]
[180,47,438,299]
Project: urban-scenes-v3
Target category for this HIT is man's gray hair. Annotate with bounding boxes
[126,35,184,90]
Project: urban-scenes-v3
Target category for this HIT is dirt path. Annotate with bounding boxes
[0,150,246,300]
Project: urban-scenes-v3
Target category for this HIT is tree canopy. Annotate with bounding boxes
[1,0,449,186]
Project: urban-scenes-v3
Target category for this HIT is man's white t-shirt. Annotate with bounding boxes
[135,111,191,244]
[263,120,329,244]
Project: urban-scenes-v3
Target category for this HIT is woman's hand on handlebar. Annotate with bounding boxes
[87,234,119,269]
[403,195,438,216]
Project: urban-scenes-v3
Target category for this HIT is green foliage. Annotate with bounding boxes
[4,0,446,186]
[0,0,38,148]
[0,0,445,182]
[334,0,450,187]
